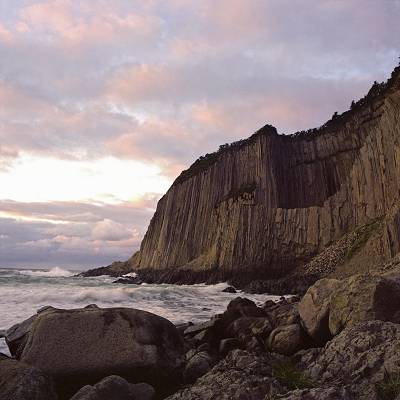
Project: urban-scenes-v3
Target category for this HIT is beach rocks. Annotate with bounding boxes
[298,320,400,399]
[183,351,214,383]
[329,273,400,335]
[267,324,310,356]
[298,278,341,343]
[0,354,57,400]
[276,386,354,399]
[165,349,283,400]
[69,375,155,400]
[17,307,184,398]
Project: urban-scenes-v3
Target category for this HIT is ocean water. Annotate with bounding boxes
[0,267,282,356]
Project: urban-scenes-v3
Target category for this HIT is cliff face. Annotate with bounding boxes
[131,67,400,279]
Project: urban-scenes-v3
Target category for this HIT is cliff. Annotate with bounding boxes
[127,66,400,283]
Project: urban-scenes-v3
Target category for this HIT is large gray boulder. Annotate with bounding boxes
[69,375,155,400]
[17,307,184,398]
[298,320,400,399]
[298,278,341,344]
[328,274,400,335]
[0,354,57,400]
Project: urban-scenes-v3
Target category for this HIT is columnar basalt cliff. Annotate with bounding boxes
[128,67,400,283]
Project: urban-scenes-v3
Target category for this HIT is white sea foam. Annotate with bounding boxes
[122,272,138,278]
[17,267,75,278]
[0,268,285,356]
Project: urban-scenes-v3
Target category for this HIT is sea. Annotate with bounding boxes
[0,267,281,356]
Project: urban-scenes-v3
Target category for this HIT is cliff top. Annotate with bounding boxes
[174,64,400,186]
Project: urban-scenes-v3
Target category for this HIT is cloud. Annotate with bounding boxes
[92,219,132,241]
[0,198,158,268]
[0,0,399,267]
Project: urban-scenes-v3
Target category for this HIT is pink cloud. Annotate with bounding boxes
[0,23,13,43]
[18,0,162,47]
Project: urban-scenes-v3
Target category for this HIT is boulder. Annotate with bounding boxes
[183,352,213,383]
[165,349,284,400]
[222,286,237,293]
[0,354,57,400]
[266,302,300,328]
[17,307,184,398]
[276,386,354,399]
[298,320,400,399]
[267,324,310,356]
[69,375,155,400]
[226,316,272,351]
[219,338,240,356]
[298,278,341,344]
[329,273,400,335]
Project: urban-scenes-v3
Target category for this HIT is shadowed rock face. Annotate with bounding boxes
[130,67,400,279]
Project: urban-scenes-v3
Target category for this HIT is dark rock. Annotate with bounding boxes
[183,352,213,383]
[276,386,354,399]
[78,261,131,278]
[267,324,311,356]
[266,302,300,328]
[197,343,210,353]
[298,278,341,344]
[5,314,38,357]
[222,286,237,293]
[165,349,284,399]
[263,299,277,309]
[0,354,57,400]
[219,338,240,356]
[175,322,193,335]
[298,320,400,399]
[69,375,155,400]
[226,316,272,351]
[17,307,184,398]
[112,277,142,285]
[183,320,218,336]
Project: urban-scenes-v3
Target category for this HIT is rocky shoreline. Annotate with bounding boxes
[78,263,319,296]
[3,268,400,400]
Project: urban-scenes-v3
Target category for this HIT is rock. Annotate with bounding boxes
[183,352,213,383]
[0,354,57,400]
[112,277,142,285]
[175,322,192,335]
[276,386,354,399]
[226,317,272,351]
[329,273,400,335]
[267,324,310,356]
[266,302,300,328]
[5,314,38,357]
[165,349,284,399]
[298,320,400,399]
[17,307,184,398]
[219,338,240,356]
[222,286,237,293]
[263,299,276,309]
[69,375,155,400]
[183,319,218,336]
[298,278,341,344]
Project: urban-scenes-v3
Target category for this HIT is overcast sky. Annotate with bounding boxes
[0,0,399,269]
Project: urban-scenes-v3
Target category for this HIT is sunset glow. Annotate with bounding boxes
[0,0,399,268]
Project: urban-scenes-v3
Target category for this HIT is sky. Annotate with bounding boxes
[0,0,399,270]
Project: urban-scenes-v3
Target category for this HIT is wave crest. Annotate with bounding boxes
[18,267,75,278]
